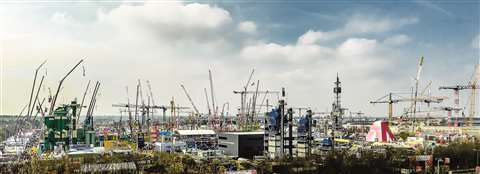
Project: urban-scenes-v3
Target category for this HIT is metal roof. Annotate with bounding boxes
[175,129,216,136]
[219,131,264,135]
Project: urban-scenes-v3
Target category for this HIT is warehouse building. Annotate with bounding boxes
[218,131,264,159]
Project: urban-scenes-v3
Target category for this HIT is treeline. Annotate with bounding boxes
[253,147,414,174]
[257,140,480,174]
[1,152,255,174]
[432,140,480,169]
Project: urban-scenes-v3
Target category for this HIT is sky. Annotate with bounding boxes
[0,0,479,118]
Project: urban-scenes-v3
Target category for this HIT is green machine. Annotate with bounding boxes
[43,100,79,151]
[42,100,99,151]
[39,60,101,152]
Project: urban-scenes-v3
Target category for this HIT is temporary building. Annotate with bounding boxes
[366,121,394,142]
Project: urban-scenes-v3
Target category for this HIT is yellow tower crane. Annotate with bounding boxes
[467,64,479,126]
[370,92,445,124]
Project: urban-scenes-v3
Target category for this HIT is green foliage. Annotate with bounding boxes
[254,148,415,174]
[433,140,480,169]
[398,131,410,141]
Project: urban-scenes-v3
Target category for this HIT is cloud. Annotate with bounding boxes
[240,32,394,114]
[242,34,388,78]
[97,1,233,42]
[241,42,334,63]
[337,38,378,57]
[383,34,412,46]
[238,21,257,34]
[297,30,339,45]
[297,14,418,45]
[1,1,240,115]
[0,2,422,117]
[101,2,232,29]
[343,14,418,34]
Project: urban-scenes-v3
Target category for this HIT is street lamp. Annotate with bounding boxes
[436,158,443,174]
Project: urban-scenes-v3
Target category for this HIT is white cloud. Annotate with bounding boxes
[0,2,422,117]
[238,21,257,34]
[242,34,387,78]
[240,33,392,115]
[344,14,418,34]
[241,42,334,63]
[384,34,412,46]
[297,30,338,45]
[296,14,418,45]
[97,1,233,42]
[101,1,232,29]
[337,38,378,57]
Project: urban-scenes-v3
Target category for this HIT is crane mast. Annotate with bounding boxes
[209,70,216,115]
[137,79,146,129]
[468,64,479,126]
[204,87,211,116]
[233,90,279,130]
[77,80,91,127]
[371,92,445,125]
[146,80,156,120]
[241,69,255,129]
[439,84,479,127]
[126,86,133,135]
[412,56,424,129]
[180,84,200,115]
[181,84,200,129]
[208,70,218,129]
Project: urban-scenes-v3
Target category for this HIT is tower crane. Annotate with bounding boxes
[146,80,156,115]
[233,90,279,129]
[400,81,447,117]
[433,106,463,127]
[439,84,479,127]
[467,64,479,126]
[137,79,146,129]
[239,69,255,129]
[112,103,189,129]
[370,92,444,123]
[125,86,133,135]
[250,80,260,130]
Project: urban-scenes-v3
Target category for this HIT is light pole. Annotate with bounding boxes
[436,158,443,174]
